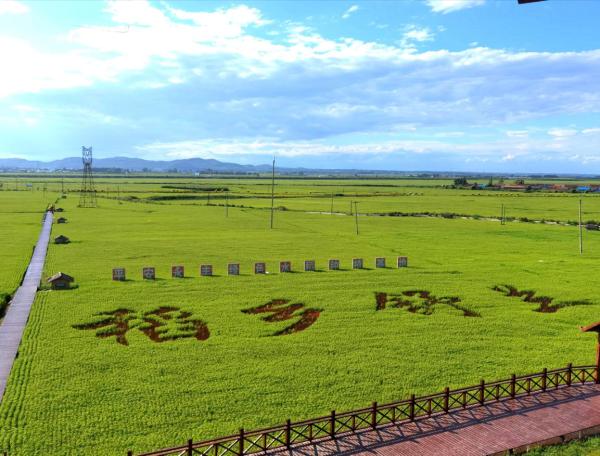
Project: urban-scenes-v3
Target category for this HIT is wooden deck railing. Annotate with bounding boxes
[129,364,599,456]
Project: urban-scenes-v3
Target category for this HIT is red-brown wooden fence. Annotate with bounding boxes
[128,364,599,456]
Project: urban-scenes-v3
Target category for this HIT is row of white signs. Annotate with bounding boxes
[112,257,408,280]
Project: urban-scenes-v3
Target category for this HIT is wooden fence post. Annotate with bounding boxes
[330,410,336,438]
[542,368,547,391]
[188,438,193,456]
[371,402,378,429]
[238,429,244,456]
[443,387,449,413]
[567,363,572,386]
[409,394,415,420]
[510,374,516,398]
[286,419,291,448]
[479,379,485,405]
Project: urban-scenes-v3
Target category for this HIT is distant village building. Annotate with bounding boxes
[47,272,74,290]
[54,235,70,244]
[56,217,67,224]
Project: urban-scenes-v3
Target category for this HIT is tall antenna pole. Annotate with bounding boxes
[79,146,97,207]
[330,192,334,214]
[579,199,583,255]
[354,201,359,235]
[270,158,275,229]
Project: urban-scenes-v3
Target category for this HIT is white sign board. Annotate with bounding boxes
[112,268,126,281]
[172,266,184,278]
[143,267,155,280]
[200,264,213,276]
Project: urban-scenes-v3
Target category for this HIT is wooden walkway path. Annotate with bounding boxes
[273,384,600,456]
[0,211,52,402]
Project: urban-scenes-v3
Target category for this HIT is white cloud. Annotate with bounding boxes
[582,128,600,135]
[401,26,434,48]
[0,0,29,15]
[548,128,578,138]
[425,0,485,14]
[134,132,600,164]
[342,5,359,19]
[506,130,529,138]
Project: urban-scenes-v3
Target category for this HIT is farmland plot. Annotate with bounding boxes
[0,188,599,455]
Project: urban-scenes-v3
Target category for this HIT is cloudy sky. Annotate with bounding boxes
[1,0,600,172]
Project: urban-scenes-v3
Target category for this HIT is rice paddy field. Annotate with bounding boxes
[0,190,57,314]
[1,175,600,455]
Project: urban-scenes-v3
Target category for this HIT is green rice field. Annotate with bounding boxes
[0,176,599,455]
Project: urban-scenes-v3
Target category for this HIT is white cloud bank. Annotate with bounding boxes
[1,0,600,170]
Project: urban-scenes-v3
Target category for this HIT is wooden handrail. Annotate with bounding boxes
[131,365,598,456]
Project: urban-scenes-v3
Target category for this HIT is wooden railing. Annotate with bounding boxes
[129,364,599,456]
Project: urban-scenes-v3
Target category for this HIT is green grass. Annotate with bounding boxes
[1,181,600,455]
[531,437,600,455]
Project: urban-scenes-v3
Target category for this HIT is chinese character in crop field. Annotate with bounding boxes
[73,307,209,345]
[492,284,591,313]
[242,299,322,335]
[375,290,480,317]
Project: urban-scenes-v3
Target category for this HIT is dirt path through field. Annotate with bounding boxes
[0,211,53,402]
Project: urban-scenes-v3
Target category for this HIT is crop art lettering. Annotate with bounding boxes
[375,290,480,317]
[242,299,321,335]
[73,307,210,345]
[492,284,591,313]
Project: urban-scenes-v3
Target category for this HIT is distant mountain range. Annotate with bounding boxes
[0,156,275,173]
[2,156,598,178]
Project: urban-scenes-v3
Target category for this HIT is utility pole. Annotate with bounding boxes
[330,192,334,214]
[354,201,359,235]
[579,199,583,255]
[270,158,275,229]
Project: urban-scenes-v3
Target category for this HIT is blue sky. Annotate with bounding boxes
[1,0,600,172]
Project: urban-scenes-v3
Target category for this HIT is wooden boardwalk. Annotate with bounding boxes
[0,211,52,402]
[272,384,600,456]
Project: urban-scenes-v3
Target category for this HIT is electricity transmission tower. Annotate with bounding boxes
[79,146,97,207]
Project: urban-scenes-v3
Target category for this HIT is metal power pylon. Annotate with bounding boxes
[79,146,97,207]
